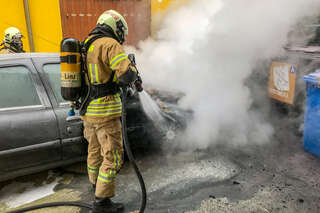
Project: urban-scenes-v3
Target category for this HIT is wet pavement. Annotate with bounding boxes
[1,118,320,213]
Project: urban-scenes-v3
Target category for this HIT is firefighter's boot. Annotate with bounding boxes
[92,197,124,213]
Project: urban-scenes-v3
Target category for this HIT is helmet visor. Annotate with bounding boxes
[12,34,23,51]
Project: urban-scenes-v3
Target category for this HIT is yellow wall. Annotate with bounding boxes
[28,0,62,52]
[151,0,177,14]
[0,0,62,53]
[151,0,189,36]
[0,0,31,52]
[151,0,189,14]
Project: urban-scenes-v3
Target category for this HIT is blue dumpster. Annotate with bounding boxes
[303,71,320,158]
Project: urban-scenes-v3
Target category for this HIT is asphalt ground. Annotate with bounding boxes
[1,118,320,213]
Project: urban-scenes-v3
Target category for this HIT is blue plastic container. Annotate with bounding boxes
[303,72,320,157]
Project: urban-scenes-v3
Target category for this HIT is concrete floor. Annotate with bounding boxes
[1,117,320,213]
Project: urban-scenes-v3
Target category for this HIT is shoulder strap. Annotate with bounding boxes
[81,34,117,83]
[81,34,106,54]
[80,34,107,84]
[78,35,118,114]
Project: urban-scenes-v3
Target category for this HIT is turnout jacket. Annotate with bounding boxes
[0,43,18,54]
[81,36,136,124]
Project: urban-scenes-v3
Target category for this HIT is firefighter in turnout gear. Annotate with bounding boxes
[0,27,25,54]
[81,10,137,213]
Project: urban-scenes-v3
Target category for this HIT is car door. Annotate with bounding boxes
[32,56,87,160]
[0,57,61,180]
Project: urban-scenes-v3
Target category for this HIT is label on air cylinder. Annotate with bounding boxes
[61,72,81,88]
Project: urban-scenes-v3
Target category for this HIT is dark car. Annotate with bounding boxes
[0,53,189,182]
[0,53,155,182]
[0,53,87,182]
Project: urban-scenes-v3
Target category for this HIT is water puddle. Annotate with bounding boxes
[0,171,62,209]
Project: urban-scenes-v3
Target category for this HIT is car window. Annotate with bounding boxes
[43,64,66,104]
[0,66,41,108]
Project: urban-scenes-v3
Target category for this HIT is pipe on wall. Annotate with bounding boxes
[23,0,34,52]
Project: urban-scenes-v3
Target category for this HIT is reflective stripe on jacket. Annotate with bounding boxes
[82,36,133,120]
[86,93,122,116]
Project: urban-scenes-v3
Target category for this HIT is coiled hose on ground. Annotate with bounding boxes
[6,87,147,213]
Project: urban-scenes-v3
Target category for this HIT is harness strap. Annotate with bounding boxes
[89,72,119,99]
[79,35,120,116]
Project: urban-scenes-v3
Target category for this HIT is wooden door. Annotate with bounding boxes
[59,0,151,45]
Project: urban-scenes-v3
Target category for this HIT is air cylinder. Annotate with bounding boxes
[60,38,81,101]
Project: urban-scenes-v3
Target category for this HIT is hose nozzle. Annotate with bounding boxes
[134,77,143,92]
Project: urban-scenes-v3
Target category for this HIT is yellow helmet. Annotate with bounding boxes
[4,27,23,43]
[97,10,128,44]
[3,27,24,52]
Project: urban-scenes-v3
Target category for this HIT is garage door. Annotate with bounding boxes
[59,0,151,46]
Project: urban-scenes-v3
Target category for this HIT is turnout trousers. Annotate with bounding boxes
[83,118,123,198]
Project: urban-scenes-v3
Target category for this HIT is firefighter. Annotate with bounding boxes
[0,27,25,54]
[81,10,137,213]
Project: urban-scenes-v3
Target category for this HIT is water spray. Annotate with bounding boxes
[138,90,177,141]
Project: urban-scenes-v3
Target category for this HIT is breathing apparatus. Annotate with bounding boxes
[59,36,143,116]
[60,9,140,116]
[60,38,82,114]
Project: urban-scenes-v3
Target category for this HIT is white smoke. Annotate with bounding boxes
[130,0,320,149]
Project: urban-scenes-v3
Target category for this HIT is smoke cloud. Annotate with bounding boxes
[129,0,320,150]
